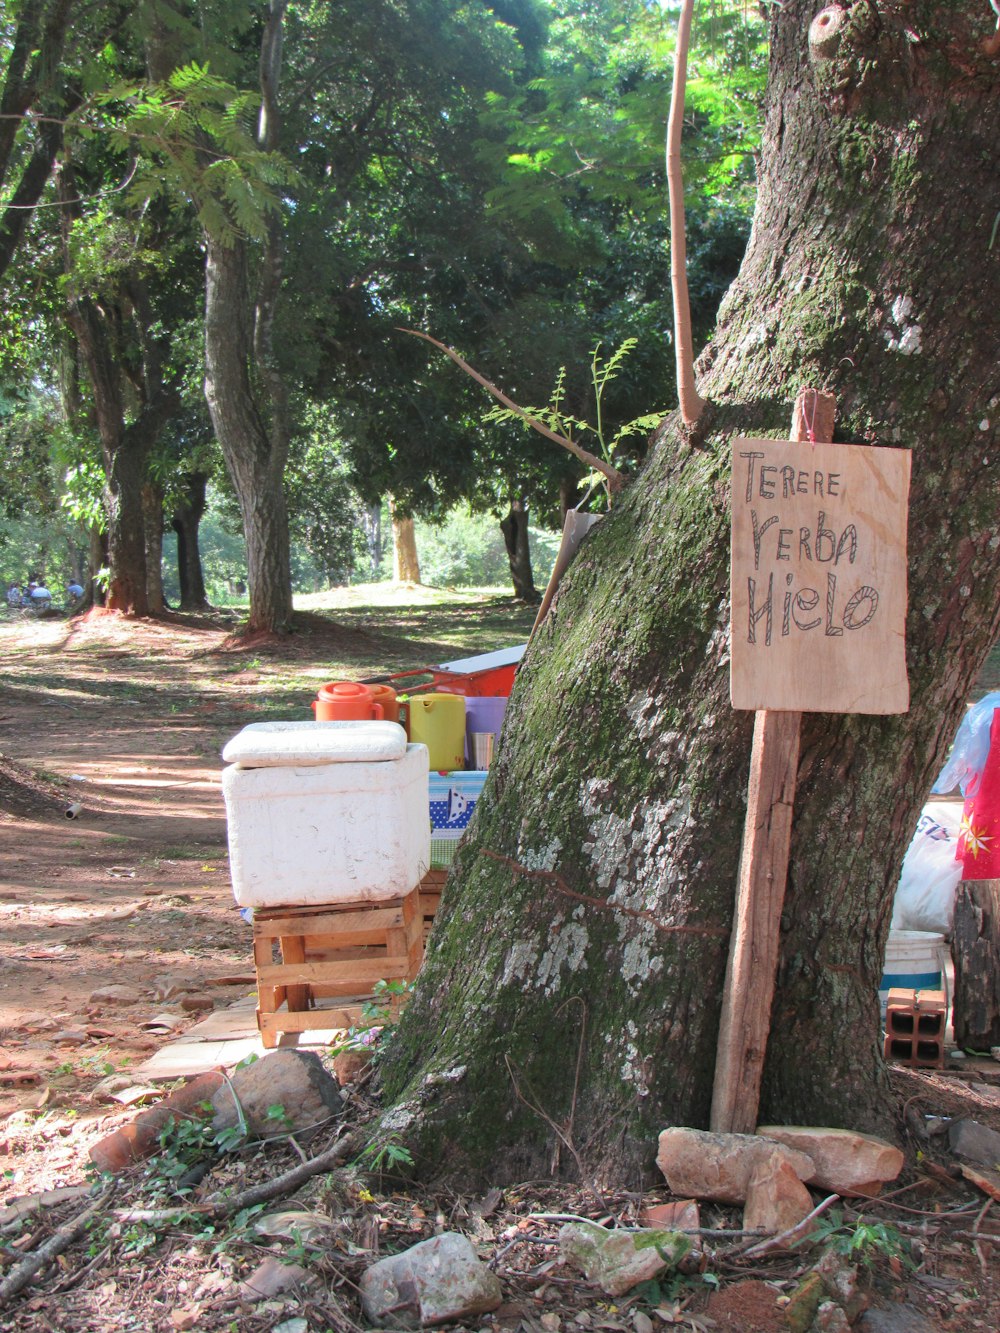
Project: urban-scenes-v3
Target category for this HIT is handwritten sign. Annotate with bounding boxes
[730,437,910,714]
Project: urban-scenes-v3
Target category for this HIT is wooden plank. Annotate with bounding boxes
[258,1005,369,1035]
[256,959,409,986]
[710,708,802,1132]
[253,903,404,938]
[711,389,834,1136]
[278,934,311,1014]
[302,934,387,953]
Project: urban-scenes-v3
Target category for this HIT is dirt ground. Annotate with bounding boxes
[2,608,1000,1332]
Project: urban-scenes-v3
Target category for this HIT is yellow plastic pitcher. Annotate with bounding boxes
[407,693,466,771]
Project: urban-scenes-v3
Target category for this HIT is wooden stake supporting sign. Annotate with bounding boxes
[711,389,911,1136]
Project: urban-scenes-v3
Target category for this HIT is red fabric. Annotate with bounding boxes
[958,708,1000,880]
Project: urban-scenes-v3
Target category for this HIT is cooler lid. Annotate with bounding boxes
[436,643,526,674]
[222,720,408,768]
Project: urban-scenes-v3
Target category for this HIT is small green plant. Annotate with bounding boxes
[483,339,664,504]
[143,1108,249,1201]
[355,1132,415,1175]
[265,1103,293,1131]
[119,1222,159,1257]
[329,978,413,1058]
[807,1208,909,1270]
[78,1047,116,1077]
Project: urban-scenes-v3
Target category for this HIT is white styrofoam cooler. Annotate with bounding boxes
[222,721,430,908]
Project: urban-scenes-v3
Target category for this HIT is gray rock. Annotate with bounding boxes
[237,1257,311,1302]
[812,1301,850,1332]
[813,1248,867,1320]
[857,1305,937,1333]
[947,1117,1000,1169]
[559,1221,690,1297]
[89,984,144,1005]
[360,1232,501,1328]
[211,1050,342,1139]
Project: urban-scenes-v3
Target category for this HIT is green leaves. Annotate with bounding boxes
[81,64,298,245]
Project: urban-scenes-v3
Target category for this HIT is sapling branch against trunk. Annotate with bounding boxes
[398,328,624,495]
[667,0,706,426]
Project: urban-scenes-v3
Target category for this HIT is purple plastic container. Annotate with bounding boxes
[464,696,507,766]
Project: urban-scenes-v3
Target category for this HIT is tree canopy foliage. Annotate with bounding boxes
[0,0,766,613]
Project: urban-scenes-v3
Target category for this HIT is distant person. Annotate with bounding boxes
[66,581,84,603]
[7,583,20,607]
[30,582,51,607]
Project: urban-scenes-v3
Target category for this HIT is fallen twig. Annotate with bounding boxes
[49,1242,112,1295]
[970,1197,993,1274]
[0,1185,115,1308]
[738,1193,840,1259]
[114,1132,357,1226]
[0,1185,90,1231]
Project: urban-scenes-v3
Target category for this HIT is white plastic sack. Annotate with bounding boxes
[891,801,963,934]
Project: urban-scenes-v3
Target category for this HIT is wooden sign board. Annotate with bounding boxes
[730,437,910,714]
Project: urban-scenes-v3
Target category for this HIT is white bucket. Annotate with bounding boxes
[879,929,946,1018]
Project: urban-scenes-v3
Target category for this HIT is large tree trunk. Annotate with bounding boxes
[500,496,539,602]
[379,0,1000,1188]
[202,1,293,635]
[171,471,210,611]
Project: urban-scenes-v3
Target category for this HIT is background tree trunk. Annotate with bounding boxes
[86,526,107,609]
[379,0,1000,1188]
[171,471,210,611]
[142,481,166,612]
[61,178,178,617]
[202,1,293,635]
[952,882,1000,1050]
[500,496,538,602]
[390,500,421,584]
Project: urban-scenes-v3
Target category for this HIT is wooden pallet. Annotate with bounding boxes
[252,889,424,1048]
[416,868,446,941]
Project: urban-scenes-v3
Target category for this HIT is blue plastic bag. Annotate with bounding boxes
[932,691,1000,795]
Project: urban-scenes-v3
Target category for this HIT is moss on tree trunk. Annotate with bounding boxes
[378,0,1000,1187]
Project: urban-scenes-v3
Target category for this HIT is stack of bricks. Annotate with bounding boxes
[883,987,947,1069]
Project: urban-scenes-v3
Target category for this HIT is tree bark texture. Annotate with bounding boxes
[171,472,210,611]
[61,191,178,617]
[379,1,1000,1188]
[951,881,1000,1050]
[202,1,293,635]
[390,501,421,584]
[204,235,293,633]
[500,497,538,603]
[142,481,166,613]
